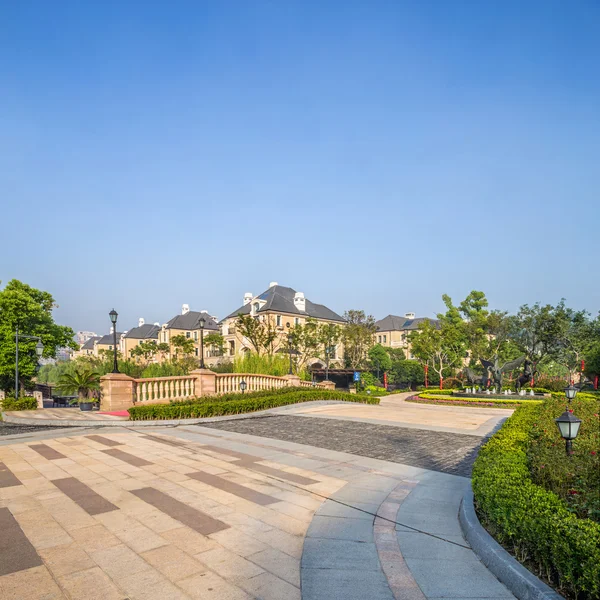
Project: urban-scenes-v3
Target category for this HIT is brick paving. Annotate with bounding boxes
[201,415,484,477]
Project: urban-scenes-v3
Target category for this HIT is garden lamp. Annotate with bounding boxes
[555,410,582,456]
[198,316,206,368]
[109,309,119,373]
[564,384,578,402]
[35,340,44,358]
[109,309,118,325]
[240,380,247,394]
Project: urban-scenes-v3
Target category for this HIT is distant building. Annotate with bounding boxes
[121,318,161,361]
[71,336,101,359]
[221,282,345,365]
[159,305,220,363]
[374,313,439,359]
[75,331,98,345]
[95,331,123,356]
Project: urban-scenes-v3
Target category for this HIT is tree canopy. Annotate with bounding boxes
[0,280,76,392]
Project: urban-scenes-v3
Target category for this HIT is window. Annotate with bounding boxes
[194,348,198,356]
[276,315,282,326]
[378,335,381,343]
[108,345,112,350]
[295,318,299,325]
[253,302,259,314]
[194,331,198,341]
[229,341,235,356]
[383,335,387,343]
[185,332,190,339]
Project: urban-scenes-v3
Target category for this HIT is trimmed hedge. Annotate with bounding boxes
[128,390,379,420]
[472,403,600,599]
[1,396,38,411]
[410,392,542,407]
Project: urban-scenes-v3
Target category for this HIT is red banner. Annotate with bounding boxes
[383,372,388,389]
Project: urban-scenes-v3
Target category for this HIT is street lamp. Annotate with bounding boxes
[14,325,44,399]
[555,410,582,456]
[199,316,206,369]
[286,322,293,375]
[109,309,119,373]
[239,380,247,394]
[564,384,578,402]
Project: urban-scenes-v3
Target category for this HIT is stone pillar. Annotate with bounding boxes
[321,380,336,390]
[100,373,136,412]
[191,369,217,397]
[284,374,301,387]
[33,390,44,409]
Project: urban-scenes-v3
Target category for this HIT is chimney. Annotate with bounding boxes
[243,293,253,306]
[211,315,218,322]
[269,281,278,288]
[182,304,190,315]
[405,312,415,319]
[200,310,208,314]
[138,317,145,327]
[294,292,306,312]
[154,322,160,326]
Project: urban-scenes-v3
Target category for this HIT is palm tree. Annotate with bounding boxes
[57,368,100,403]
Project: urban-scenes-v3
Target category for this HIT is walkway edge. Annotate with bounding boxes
[459,486,564,600]
[0,400,353,428]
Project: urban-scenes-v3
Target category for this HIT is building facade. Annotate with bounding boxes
[374,313,438,359]
[220,282,346,365]
[120,319,162,361]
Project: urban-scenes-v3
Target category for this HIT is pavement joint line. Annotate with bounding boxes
[130,427,471,550]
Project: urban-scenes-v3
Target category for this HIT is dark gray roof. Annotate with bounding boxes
[124,324,160,340]
[96,333,123,345]
[224,285,345,323]
[375,315,439,332]
[166,311,219,331]
[81,336,100,350]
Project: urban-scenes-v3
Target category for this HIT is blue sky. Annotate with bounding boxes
[2,1,599,334]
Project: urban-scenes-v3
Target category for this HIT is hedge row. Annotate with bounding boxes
[128,389,379,420]
[1,396,38,411]
[413,392,542,406]
[472,404,600,599]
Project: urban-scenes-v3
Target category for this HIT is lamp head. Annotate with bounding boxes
[199,316,206,330]
[564,384,578,401]
[555,410,582,441]
[35,340,44,357]
[109,309,118,325]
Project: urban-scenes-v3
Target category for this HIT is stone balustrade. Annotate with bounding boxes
[99,369,335,412]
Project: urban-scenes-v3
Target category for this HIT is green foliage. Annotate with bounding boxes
[235,314,281,355]
[342,310,376,369]
[209,361,234,373]
[0,279,77,391]
[368,344,392,376]
[130,341,170,361]
[472,401,600,599]
[1,396,38,410]
[140,361,191,378]
[170,334,195,357]
[388,359,424,386]
[204,332,225,355]
[232,352,311,379]
[414,392,541,407]
[128,389,379,420]
[56,368,100,402]
[37,360,77,384]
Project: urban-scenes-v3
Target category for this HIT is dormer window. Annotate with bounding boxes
[253,302,260,314]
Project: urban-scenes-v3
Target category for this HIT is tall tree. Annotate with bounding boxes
[130,341,170,363]
[288,318,320,370]
[235,314,281,355]
[368,344,392,380]
[410,319,465,388]
[0,280,76,392]
[342,310,377,369]
[170,334,195,358]
[204,332,225,356]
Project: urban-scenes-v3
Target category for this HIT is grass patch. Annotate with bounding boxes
[406,392,542,408]
[128,389,379,421]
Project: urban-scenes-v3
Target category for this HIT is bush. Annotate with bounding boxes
[533,378,571,392]
[472,401,600,599]
[413,392,541,407]
[129,389,379,420]
[1,396,38,410]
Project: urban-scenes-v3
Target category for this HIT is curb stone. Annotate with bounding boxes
[459,486,564,600]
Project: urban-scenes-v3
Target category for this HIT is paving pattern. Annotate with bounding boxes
[201,415,485,477]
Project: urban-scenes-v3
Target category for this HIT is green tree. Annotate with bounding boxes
[368,344,392,380]
[0,280,77,392]
[410,319,465,389]
[170,334,195,358]
[288,319,320,370]
[204,332,225,357]
[235,314,280,355]
[342,310,376,369]
[388,360,424,387]
[318,322,343,376]
[130,341,170,362]
[56,368,100,402]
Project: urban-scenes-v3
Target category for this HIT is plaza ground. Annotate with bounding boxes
[0,394,515,599]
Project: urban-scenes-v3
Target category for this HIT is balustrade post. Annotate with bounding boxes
[100,373,136,411]
[191,369,216,398]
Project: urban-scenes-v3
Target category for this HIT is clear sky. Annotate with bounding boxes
[2,0,599,335]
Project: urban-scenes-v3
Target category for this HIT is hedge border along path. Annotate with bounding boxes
[128,389,379,421]
[472,403,600,600]
[406,392,542,409]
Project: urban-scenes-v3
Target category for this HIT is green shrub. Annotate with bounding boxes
[129,389,379,420]
[472,401,600,599]
[1,396,38,410]
[414,392,540,407]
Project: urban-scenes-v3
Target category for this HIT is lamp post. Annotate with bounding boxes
[555,384,581,456]
[239,380,247,394]
[286,323,293,375]
[199,316,206,369]
[325,346,330,381]
[14,325,44,399]
[109,309,119,373]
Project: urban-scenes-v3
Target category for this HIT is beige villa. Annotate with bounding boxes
[120,319,162,361]
[158,305,221,365]
[374,313,439,359]
[220,282,346,365]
